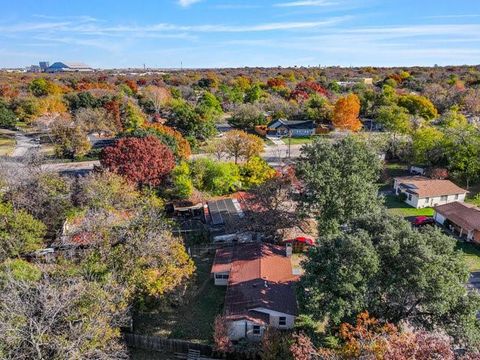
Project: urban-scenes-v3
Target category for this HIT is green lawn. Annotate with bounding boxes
[456,242,480,272]
[0,129,16,156]
[133,251,225,344]
[384,194,434,217]
[285,136,314,145]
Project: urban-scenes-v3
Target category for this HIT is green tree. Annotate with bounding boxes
[196,91,223,121]
[376,104,412,135]
[28,78,60,97]
[398,94,438,121]
[240,156,276,188]
[229,103,266,130]
[305,94,333,124]
[299,213,480,347]
[171,161,194,199]
[169,98,217,141]
[411,126,446,166]
[0,101,16,129]
[444,125,480,188]
[244,83,265,103]
[296,136,383,235]
[0,202,46,260]
[122,101,145,132]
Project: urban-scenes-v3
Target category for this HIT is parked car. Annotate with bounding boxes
[412,216,435,227]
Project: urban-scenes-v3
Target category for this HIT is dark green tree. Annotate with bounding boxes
[299,212,480,347]
[296,136,383,235]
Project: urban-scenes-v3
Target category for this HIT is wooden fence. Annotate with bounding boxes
[124,333,213,357]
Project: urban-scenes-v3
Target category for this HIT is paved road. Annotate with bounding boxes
[7,129,305,176]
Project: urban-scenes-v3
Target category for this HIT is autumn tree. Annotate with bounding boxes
[332,94,362,131]
[213,315,233,353]
[74,171,140,211]
[3,170,73,236]
[101,136,175,187]
[0,273,129,359]
[244,171,300,241]
[143,86,171,114]
[51,119,92,159]
[398,94,438,121]
[222,130,264,164]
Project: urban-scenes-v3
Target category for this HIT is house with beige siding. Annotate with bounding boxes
[393,176,467,209]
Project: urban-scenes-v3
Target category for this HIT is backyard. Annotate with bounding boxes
[456,242,480,272]
[133,249,225,345]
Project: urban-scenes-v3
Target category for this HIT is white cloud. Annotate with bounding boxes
[178,0,202,7]
[275,0,338,7]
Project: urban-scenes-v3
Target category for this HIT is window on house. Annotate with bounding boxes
[215,274,229,279]
[425,197,430,203]
[455,194,459,200]
[408,194,412,201]
[253,325,261,335]
[441,195,448,201]
[279,317,287,326]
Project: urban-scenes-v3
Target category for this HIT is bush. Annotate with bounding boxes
[0,103,16,129]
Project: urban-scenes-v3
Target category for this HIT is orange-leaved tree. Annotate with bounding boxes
[332,93,362,131]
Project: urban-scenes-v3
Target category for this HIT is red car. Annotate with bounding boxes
[412,216,435,227]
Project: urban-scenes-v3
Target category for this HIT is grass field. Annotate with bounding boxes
[285,136,314,145]
[384,194,434,217]
[133,251,225,344]
[456,242,480,272]
[0,129,16,156]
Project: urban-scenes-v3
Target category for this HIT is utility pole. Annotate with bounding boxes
[288,130,292,159]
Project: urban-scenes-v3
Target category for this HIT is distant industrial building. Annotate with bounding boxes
[39,61,50,71]
[45,62,94,73]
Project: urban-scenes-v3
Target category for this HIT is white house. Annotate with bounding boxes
[434,202,480,244]
[211,243,298,341]
[393,176,467,209]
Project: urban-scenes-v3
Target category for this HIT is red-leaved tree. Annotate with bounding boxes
[100,136,175,187]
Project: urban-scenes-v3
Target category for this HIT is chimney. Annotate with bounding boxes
[286,243,293,257]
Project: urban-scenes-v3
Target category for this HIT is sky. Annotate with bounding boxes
[0,0,479,68]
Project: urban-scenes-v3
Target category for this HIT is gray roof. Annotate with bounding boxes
[49,62,91,69]
[268,119,315,130]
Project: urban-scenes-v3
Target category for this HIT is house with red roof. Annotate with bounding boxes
[211,243,299,341]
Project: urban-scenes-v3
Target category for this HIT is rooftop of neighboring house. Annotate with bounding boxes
[394,176,467,198]
[59,209,133,247]
[212,243,299,324]
[435,202,480,232]
[267,119,315,129]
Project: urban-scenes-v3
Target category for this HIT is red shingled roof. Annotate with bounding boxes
[212,243,299,322]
